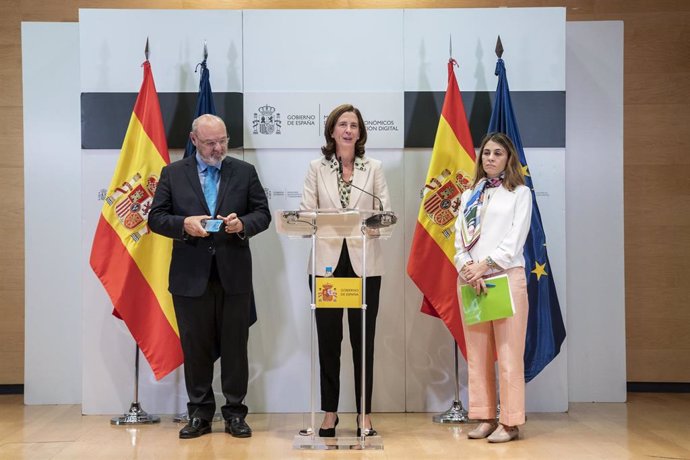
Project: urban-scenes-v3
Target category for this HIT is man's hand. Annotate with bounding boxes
[219,212,244,234]
[184,215,212,237]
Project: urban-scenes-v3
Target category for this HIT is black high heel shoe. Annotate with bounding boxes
[356,415,377,437]
[318,415,339,438]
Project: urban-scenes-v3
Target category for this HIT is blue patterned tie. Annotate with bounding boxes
[203,166,219,214]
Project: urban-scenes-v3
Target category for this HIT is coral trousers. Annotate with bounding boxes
[459,267,529,426]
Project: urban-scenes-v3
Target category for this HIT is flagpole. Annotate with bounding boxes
[429,36,472,426]
[109,39,160,426]
[492,35,503,422]
[111,345,161,425]
[432,341,471,423]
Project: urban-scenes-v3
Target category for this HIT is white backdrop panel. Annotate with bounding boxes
[79,9,243,93]
[243,9,404,92]
[22,22,82,405]
[566,22,626,402]
[16,9,628,414]
[78,8,243,414]
[403,8,566,92]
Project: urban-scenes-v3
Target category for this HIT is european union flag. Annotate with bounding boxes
[488,57,566,382]
[184,58,257,326]
[183,59,217,158]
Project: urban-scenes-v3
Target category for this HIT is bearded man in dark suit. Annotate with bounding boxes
[149,114,270,439]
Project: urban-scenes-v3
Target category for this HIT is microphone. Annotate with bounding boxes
[282,210,299,223]
[337,156,344,179]
[336,155,397,229]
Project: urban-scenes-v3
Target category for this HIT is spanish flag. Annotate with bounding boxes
[90,61,183,380]
[407,59,476,357]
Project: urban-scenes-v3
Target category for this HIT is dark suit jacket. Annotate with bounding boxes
[149,155,271,297]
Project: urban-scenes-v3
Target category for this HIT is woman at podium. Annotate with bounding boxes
[300,103,391,437]
[454,132,532,443]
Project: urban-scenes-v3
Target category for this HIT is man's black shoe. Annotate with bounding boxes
[225,416,252,438]
[179,417,212,439]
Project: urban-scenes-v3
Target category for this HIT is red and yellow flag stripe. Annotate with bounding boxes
[407,59,476,357]
[90,61,182,380]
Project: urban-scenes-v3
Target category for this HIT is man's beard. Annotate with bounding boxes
[205,152,226,167]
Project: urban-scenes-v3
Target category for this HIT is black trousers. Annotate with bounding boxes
[311,241,382,414]
[173,260,250,422]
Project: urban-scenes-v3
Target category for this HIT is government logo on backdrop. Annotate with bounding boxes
[252,104,282,135]
[243,92,404,149]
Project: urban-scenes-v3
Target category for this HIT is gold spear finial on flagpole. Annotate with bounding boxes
[203,40,208,61]
[144,37,150,61]
[449,34,453,60]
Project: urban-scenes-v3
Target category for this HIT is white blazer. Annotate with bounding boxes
[300,156,391,277]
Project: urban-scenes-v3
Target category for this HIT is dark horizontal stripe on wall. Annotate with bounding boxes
[81,92,244,149]
[627,382,690,393]
[404,91,565,149]
[0,384,24,395]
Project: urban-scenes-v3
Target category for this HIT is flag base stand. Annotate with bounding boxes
[432,399,472,424]
[293,435,383,450]
[433,342,474,424]
[110,346,160,425]
[111,402,161,425]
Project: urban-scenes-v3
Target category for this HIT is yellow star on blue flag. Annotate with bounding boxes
[531,262,548,281]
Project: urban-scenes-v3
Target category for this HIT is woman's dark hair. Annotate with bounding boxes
[321,104,368,159]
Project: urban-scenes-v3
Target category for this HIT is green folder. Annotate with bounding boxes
[459,274,515,325]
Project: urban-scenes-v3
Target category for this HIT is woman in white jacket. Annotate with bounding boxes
[454,132,532,443]
[300,104,391,437]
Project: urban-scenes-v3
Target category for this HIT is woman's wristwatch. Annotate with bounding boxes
[485,256,498,270]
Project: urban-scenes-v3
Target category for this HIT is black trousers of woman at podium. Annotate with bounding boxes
[310,241,381,421]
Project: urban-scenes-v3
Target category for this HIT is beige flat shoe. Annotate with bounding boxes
[467,421,498,439]
[487,424,519,443]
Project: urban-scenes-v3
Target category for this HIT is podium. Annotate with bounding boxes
[276,208,397,450]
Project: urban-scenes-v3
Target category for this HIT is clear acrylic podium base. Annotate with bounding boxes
[293,435,383,450]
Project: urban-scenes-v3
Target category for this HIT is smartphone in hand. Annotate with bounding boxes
[201,219,223,232]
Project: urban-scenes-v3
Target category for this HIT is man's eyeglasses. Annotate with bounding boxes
[198,137,229,148]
